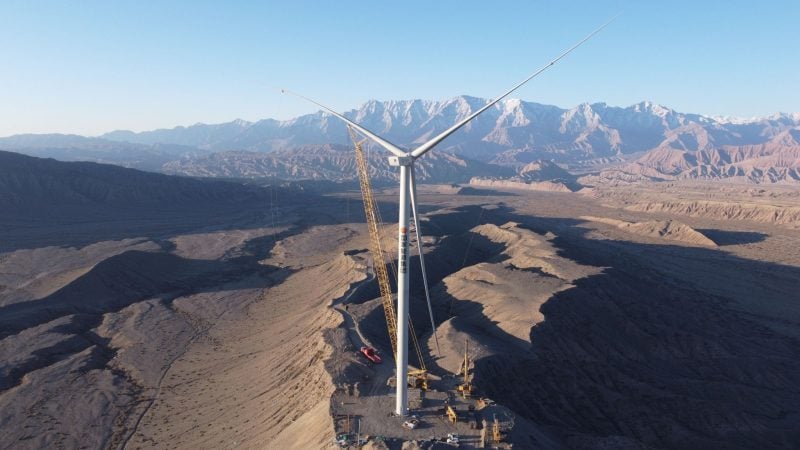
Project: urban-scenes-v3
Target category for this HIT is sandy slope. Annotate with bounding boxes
[587,181,800,228]
[426,220,601,386]
[579,216,718,246]
[4,181,800,449]
[470,178,575,193]
[118,225,367,449]
[434,222,600,359]
[0,238,161,307]
[428,190,800,449]
[0,214,368,450]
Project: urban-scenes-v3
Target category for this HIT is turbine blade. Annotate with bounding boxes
[410,14,619,159]
[409,165,441,357]
[281,89,408,158]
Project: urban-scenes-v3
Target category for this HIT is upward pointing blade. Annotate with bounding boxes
[409,14,619,159]
[409,165,440,357]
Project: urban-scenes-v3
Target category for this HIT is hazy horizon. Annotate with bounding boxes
[4,95,800,140]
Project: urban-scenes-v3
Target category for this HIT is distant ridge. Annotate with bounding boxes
[0,150,265,207]
[160,144,514,184]
[587,129,800,184]
[2,98,799,184]
[89,97,799,163]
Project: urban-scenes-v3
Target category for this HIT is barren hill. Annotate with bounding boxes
[580,216,718,246]
[0,150,266,207]
[161,144,513,183]
[589,129,800,184]
[470,159,580,192]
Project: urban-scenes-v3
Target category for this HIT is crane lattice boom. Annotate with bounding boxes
[351,128,399,358]
[349,127,428,378]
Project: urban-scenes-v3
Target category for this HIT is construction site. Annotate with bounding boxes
[293,31,617,446]
[320,130,558,449]
[330,366,518,449]
[327,316,528,450]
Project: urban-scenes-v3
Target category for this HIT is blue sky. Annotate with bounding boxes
[1,1,798,136]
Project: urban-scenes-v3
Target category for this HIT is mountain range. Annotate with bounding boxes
[2,97,799,184]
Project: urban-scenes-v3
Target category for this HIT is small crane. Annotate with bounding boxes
[492,413,503,444]
[457,338,473,398]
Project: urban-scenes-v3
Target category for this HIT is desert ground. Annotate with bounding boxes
[2,181,799,449]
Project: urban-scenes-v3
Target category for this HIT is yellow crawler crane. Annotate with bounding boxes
[349,126,429,390]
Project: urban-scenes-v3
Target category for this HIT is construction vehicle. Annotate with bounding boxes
[402,415,420,430]
[476,397,495,410]
[349,126,431,390]
[408,368,429,390]
[445,404,458,424]
[335,433,349,446]
[457,339,473,398]
[492,413,503,444]
[359,346,382,364]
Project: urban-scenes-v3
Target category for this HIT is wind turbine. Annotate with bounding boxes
[284,17,616,416]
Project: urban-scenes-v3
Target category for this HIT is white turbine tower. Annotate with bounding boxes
[284,17,616,416]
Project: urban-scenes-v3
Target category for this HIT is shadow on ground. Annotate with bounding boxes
[347,203,800,449]
[406,205,800,450]
[697,228,769,246]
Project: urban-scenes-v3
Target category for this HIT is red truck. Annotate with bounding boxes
[360,346,382,364]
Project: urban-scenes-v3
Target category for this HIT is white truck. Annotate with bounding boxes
[402,415,420,429]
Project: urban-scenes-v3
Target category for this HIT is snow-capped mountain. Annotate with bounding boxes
[95,97,800,166]
[2,98,799,184]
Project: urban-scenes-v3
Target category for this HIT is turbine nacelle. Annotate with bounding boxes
[388,155,414,166]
